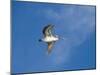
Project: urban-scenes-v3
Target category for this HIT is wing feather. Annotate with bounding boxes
[47,42,54,54]
[43,25,54,37]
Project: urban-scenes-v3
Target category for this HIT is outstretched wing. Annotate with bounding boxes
[43,25,54,37]
[47,42,54,54]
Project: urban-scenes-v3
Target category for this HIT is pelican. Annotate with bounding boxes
[39,24,59,54]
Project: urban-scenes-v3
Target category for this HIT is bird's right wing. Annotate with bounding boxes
[47,42,54,54]
[43,25,54,37]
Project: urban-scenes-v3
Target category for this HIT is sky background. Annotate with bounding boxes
[12,1,96,74]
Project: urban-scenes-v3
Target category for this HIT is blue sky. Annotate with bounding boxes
[12,1,96,74]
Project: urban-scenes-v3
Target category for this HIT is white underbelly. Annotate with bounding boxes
[43,36,59,42]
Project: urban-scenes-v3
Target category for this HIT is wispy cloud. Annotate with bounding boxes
[44,5,95,46]
[43,5,95,65]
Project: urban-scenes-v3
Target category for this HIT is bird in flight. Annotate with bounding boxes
[39,24,59,54]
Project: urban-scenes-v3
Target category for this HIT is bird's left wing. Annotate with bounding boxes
[43,25,54,37]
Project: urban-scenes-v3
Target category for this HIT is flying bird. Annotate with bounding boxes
[39,24,59,54]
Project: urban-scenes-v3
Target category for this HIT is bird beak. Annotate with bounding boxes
[38,39,42,42]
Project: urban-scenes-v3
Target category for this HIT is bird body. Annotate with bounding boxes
[42,36,59,42]
[39,24,59,54]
